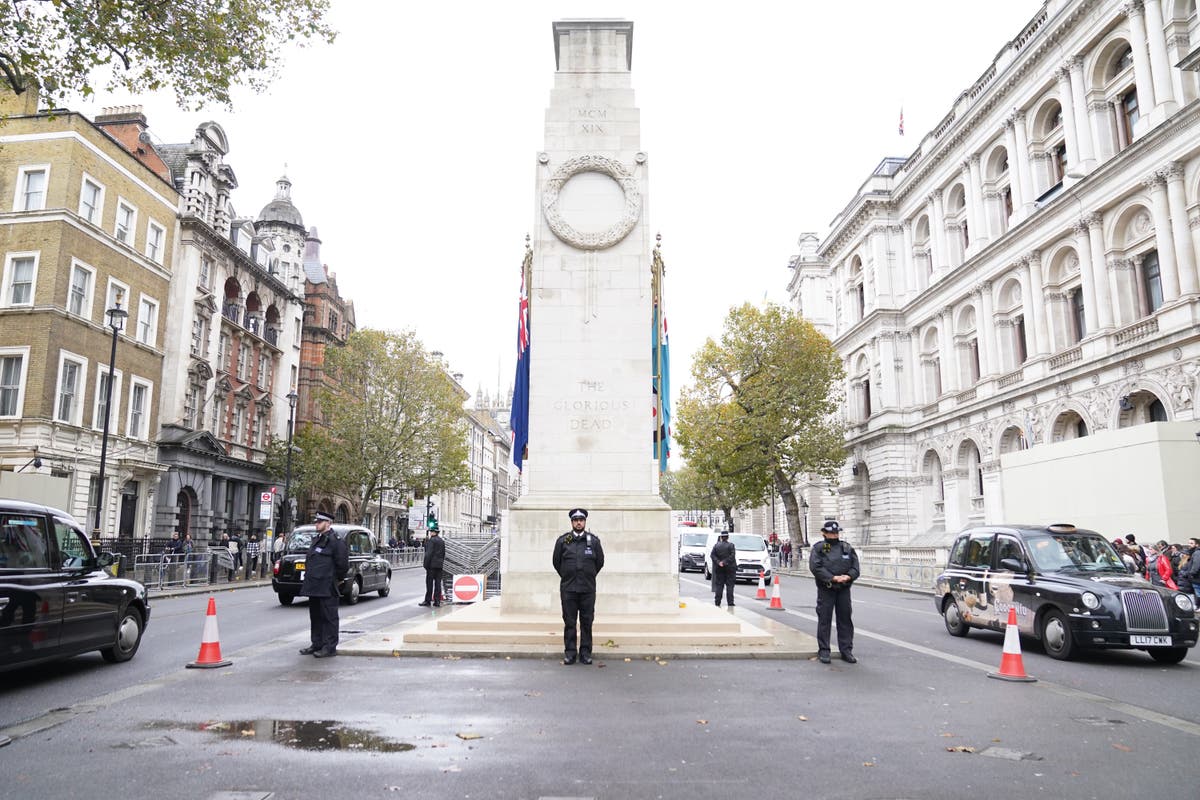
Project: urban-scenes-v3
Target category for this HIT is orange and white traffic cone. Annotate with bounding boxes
[755,571,768,600]
[186,596,232,669]
[766,574,785,610]
[987,607,1035,682]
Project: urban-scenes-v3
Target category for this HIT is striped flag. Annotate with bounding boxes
[651,247,670,473]
[510,249,531,471]
[898,107,905,136]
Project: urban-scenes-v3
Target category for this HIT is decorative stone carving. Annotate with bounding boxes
[1084,386,1118,431]
[1122,359,1144,376]
[1142,172,1166,191]
[1055,381,1071,397]
[541,154,642,250]
[1083,212,1103,229]
[1163,364,1195,410]
[1002,400,1016,413]
[1172,348,1183,361]
[1160,162,1184,181]
[1061,56,1082,72]
[1065,253,1080,274]
[1122,0,1145,19]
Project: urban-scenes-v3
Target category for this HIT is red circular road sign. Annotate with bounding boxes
[452,574,485,603]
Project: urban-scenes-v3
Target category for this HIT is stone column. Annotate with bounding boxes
[939,306,958,393]
[1012,111,1036,215]
[1085,213,1116,329]
[1144,170,1180,302]
[909,327,923,406]
[871,226,892,306]
[931,191,948,273]
[211,477,227,536]
[892,224,909,301]
[1124,1,1157,124]
[1054,66,1081,176]
[1131,255,1149,315]
[967,155,987,250]
[1142,0,1177,115]
[1162,162,1197,295]
[877,334,898,410]
[977,283,998,376]
[1003,118,1025,214]
[1067,58,1097,170]
[1025,251,1050,355]
[1073,219,1101,336]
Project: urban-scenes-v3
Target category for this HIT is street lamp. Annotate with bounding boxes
[282,389,298,535]
[800,497,810,547]
[94,290,128,538]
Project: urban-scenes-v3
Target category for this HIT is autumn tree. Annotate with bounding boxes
[265,329,471,526]
[0,0,335,109]
[679,303,846,544]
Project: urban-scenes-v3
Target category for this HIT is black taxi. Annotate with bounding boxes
[272,524,391,606]
[935,524,1197,663]
[1,500,150,672]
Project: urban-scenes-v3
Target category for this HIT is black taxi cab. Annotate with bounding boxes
[1,500,149,672]
[272,524,391,606]
[934,523,1197,663]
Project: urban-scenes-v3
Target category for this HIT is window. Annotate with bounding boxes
[1050,144,1066,186]
[293,317,301,344]
[115,200,136,245]
[1014,315,1028,364]
[860,379,871,420]
[68,262,94,318]
[1149,398,1168,423]
[199,257,211,289]
[257,353,269,388]
[136,296,158,346]
[329,309,339,333]
[1112,45,1134,77]
[15,166,48,211]
[92,368,122,432]
[1069,287,1086,343]
[1002,187,1013,219]
[237,343,251,381]
[1142,251,1163,313]
[218,333,231,371]
[146,221,165,263]
[55,353,87,424]
[968,339,981,384]
[931,356,943,397]
[191,314,209,357]
[0,348,28,417]
[185,382,202,429]
[231,404,244,442]
[961,221,970,251]
[79,176,104,224]
[3,253,37,306]
[964,532,993,569]
[1119,89,1139,148]
[254,410,268,448]
[995,536,1024,569]
[127,380,151,439]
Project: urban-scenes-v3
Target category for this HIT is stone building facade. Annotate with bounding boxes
[788,0,1200,544]
[0,92,177,537]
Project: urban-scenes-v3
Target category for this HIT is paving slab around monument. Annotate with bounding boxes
[339,596,819,660]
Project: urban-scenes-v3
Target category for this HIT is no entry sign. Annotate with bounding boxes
[452,574,487,603]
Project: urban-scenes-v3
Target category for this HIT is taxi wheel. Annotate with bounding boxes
[942,597,969,637]
[1148,647,1188,664]
[1040,608,1075,660]
[101,607,143,663]
[343,578,361,605]
[277,593,295,606]
[378,575,391,597]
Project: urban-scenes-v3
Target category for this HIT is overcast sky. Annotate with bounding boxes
[79,0,1042,412]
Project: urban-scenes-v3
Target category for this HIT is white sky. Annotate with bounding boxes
[78,0,1042,411]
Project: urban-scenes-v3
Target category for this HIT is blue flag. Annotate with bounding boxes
[511,259,530,471]
[652,293,670,472]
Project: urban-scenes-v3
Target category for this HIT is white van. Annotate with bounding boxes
[677,527,713,573]
[703,532,772,583]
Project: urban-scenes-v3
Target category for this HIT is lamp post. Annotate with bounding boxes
[282,390,298,535]
[800,497,810,547]
[94,291,128,539]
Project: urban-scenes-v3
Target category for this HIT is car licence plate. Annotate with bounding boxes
[295,561,305,571]
[1130,635,1171,646]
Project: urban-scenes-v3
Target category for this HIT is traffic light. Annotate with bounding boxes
[427,513,437,528]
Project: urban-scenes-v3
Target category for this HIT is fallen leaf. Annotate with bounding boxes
[1111,743,1132,752]
[946,746,976,753]
[596,663,606,668]
[797,715,808,722]
[863,761,875,767]
[525,691,542,697]
[991,738,1001,742]
[696,719,708,725]
[624,658,632,662]
[657,660,669,666]
[940,732,955,737]
[381,637,390,642]
[442,765,461,773]
[456,733,483,741]
[239,729,256,737]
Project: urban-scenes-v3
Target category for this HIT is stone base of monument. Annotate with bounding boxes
[338,597,820,660]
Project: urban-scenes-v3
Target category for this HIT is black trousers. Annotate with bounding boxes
[561,589,596,657]
[308,594,340,650]
[713,568,736,605]
[423,568,444,604]
[815,584,854,655]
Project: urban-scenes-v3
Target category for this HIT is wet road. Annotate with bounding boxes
[1,568,1196,799]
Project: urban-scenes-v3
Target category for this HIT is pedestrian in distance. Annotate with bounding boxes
[418,520,445,607]
[229,530,243,575]
[809,519,860,664]
[219,533,235,581]
[1175,538,1198,598]
[710,530,737,607]
[298,512,349,658]
[552,508,605,665]
[246,533,261,576]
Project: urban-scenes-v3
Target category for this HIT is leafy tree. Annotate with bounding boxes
[265,329,471,525]
[674,398,765,531]
[680,303,846,544]
[0,0,335,109]
[660,460,740,532]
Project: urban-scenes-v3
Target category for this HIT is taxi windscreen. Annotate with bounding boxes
[1025,533,1125,572]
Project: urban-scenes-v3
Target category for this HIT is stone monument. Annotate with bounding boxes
[501,19,676,615]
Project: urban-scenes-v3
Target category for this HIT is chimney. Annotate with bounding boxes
[95,105,148,128]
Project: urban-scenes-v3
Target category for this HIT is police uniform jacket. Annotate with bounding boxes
[809,538,860,590]
[710,539,737,571]
[423,534,446,570]
[300,530,350,598]
[552,530,605,592]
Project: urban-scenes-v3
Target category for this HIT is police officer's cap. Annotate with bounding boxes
[569,508,588,520]
[718,531,730,538]
[820,519,841,534]
[313,512,333,523]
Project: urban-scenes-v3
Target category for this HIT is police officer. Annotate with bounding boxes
[710,531,737,607]
[298,512,349,658]
[809,519,859,664]
[552,508,605,665]
[418,521,445,607]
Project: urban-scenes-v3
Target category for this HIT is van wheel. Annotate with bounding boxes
[942,597,969,637]
[1040,608,1075,660]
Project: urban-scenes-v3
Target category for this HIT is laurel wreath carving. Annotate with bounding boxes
[541,155,641,250]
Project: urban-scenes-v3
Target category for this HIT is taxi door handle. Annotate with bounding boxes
[0,597,8,610]
[67,591,82,603]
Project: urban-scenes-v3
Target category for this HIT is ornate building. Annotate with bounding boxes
[789,0,1200,544]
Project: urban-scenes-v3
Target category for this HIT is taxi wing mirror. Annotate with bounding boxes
[96,551,115,568]
[999,557,1026,573]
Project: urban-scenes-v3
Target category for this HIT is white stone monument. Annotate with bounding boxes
[502,19,677,615]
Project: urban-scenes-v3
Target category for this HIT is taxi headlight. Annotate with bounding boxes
[1081,591,1100,610]
[1175,593,1195,613]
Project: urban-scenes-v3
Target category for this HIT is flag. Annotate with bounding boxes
[898,107,904,136]
[510,250,531,471]
[651,250,671,473]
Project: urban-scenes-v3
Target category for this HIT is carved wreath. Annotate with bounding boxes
[541,155,641,250]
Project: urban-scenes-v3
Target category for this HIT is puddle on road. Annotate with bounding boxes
[146,719,415,752]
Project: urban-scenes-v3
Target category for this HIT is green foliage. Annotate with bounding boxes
[0,0,335,109]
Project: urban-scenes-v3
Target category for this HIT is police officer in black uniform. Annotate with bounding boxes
[298,512,349,658]
[710,531,737,607]
[552,508,605,665]
[809,518,860,664]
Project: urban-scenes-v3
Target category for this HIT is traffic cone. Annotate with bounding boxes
[186,596,232,669]
[755,571,768,600]
[987,607,1035,682]
[766,574,784,610]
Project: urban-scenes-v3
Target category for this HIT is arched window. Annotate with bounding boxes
[1141,250,1163,313]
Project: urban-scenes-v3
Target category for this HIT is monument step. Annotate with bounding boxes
[404,629,774,646]
[433,617,743,634]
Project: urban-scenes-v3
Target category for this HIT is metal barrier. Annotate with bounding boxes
[778,545,946,594]
[382,547,423,568]
[133,553,212,590]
